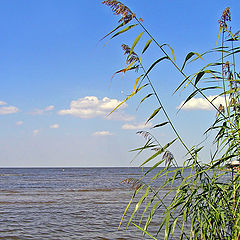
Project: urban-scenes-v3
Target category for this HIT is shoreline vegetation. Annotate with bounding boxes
[102,1,240,239]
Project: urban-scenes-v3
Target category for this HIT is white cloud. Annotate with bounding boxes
[45,105,54,111]
[177,95,226,111]
[122,122,152,130]
[0,105,19,115]
[92,131,113,136]
[107,112,135,121]
[33,129,39,135]
[31,105,55,115]
[0,101,7,105]
[16,121,24,126]
[58,96,133,121]
[50,124,59,129]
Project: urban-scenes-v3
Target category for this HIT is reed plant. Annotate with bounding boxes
[102,1,240,239]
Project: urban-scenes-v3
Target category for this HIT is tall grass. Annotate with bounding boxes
[102,1,240,239]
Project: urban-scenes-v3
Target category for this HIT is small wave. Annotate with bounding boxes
[0,190,20,193]
[0,174,24,177]
[0,237,20,240]
[67,188,125,192]
[0,201,56,204]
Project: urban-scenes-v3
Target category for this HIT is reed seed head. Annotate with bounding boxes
[222,7,231,22]
[136,130,151,140]
[122,178,142,190]
[102,0,135,24]
[121,44,140,66]
[219,7,231,29]
[162,150,174,166]
[218,104,225,114]
[223,61,230,75]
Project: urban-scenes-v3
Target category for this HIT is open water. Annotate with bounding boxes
[0,167,186,239]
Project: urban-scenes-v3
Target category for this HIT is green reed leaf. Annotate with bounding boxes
[132,75,143,94]
[132,223,158,240]
[140,139,177,167]
[107,84,148,117]
[170,218,178,239]
[216,26,223,46]
[146,107,161,124]
[142,39,153,54]
[144,199,161,233]
[166,44,176,63]
[128,31,144,58]
[181,52,203,71]
[151,122,168,129]
[111,24,138,39]
[173,75,191,95]
[177,89,199,111]
[101,22,125,41]
[144,57,169,79]
[143,159,166,176]
[164,210,170,240]
[195,71,205,85]
[118,192,135,229]
[127,187,150,228]
[137,93,153,110]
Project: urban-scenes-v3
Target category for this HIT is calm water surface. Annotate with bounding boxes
[0,167,164,240]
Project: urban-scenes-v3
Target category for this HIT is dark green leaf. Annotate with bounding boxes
[181,52,203,71]
[195,71,205,85]
[144,57,169,79]
[137,93,153,110]
[151,122,168,129]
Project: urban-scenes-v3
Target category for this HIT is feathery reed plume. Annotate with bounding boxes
[219,7,231,29]
[136,130,152,141]
[218,104,225,114]
[162,150,174,166]
[121,44,140,65]
[102,0,135,24]
[122,178,142,190]
[223,61,230,75]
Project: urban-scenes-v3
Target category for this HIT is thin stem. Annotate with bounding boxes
[134,17,238,132]
[140,63,191,156]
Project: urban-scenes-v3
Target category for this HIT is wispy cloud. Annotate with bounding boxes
[31,105,55,115]
[0,101,7,105]
[92,131,113,136]
[49,124,59,129]
[16,121,24,126]
[177,95,226,111]
[33,129,39,135]
[122,122,152,130]
[0,102,19,115]
[58,96,134,121]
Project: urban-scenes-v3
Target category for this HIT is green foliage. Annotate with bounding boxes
[102,1,240,239]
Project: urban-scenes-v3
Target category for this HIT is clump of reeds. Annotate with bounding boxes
[102,2,240,239]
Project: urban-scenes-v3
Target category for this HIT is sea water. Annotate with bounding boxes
[0,167,195,239]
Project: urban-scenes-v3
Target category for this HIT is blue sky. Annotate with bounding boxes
[0,0,239,167]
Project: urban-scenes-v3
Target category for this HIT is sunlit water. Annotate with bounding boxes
[0,167,230,239]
